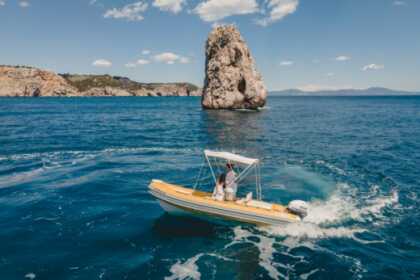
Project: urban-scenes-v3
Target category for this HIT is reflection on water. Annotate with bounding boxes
[201,110,266,159]
[152,214,218,238]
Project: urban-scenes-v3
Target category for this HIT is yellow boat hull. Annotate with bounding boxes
[149,179,300,226]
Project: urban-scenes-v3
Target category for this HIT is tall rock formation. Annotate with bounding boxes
[201,25,267,110]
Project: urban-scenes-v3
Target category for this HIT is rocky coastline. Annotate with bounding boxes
[0,65,201,97]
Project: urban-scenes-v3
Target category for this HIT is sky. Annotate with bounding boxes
[0,0,419,91]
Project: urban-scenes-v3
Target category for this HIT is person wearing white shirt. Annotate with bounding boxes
[224,163,237,201]
[212,174,226,201]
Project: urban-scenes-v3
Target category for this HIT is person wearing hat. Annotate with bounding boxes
[224,163,238,201]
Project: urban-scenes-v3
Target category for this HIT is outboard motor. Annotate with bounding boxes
[287,200,308,219]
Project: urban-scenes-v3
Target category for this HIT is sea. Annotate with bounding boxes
[0,96,419,280]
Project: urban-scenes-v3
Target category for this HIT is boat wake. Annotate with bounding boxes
[165,253,204,280]
[165,182,400,280]
[0,146,200,189]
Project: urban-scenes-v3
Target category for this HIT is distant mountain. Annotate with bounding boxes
[271,87,420,96]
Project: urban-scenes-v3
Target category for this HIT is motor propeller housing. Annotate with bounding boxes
[287,200,308,219]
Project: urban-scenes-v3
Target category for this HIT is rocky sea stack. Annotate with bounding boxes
[201,25,267,110]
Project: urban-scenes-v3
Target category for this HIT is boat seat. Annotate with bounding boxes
[246,200,273,210]
[235,192,253,205]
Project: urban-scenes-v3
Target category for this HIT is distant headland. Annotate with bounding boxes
[0,65,201,97]
[272,87,420,96]
[1,64,419,98]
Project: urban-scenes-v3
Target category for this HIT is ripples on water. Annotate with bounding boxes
[0,97,419,279]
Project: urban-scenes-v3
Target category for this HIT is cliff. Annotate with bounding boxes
[0,65,201,97]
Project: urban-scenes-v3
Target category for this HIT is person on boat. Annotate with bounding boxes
[212,173,226,201]
[224,163,237,201]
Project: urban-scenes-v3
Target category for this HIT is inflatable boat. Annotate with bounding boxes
[149,150,308,226]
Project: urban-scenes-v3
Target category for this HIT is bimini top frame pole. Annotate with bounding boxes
[203,150,262,200]
[204,152,218,185]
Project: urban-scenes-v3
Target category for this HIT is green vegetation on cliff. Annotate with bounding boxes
[60,74,199,92]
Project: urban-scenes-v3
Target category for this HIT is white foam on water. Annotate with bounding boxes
[165,252,235,280]
[255,235,286,280]
[358,189,399,218]
[224,182,400,279]
[304,183,399,225]
[315,160,346,175]
[34,216,60,222]
[259,183,400,247]
[264,223,365,241]
[300,269,319,280]
[223,226,260,250]
[103,147,196,155]
[303,183,360,225]
[163,180,400,280]
[0,146,201,190]
[0,146,197,166]
[165,253,203,280]
[0,167,45,189]
[24,273,36,279]
[206,253,233,262]
[226,227,286,280]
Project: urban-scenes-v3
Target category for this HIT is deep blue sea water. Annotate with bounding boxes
[0,96,419,280]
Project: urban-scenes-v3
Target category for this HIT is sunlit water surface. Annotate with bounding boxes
[0,96,419,279]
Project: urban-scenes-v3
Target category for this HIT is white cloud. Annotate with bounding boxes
[153,0,185,14]
[137,59,150,65]
[0,1,5,7]
[211,21,229,28]
[141,49,151,55]
[89,0,104,8]
[179,56,191,64]
[125,59,150,68]
[153,52,191,64]
[92,59,112,67]
[125,62,137,68]
[362,64,384,71]
[154,52,179,64]
[19,1,30,8]
[257,0,299,26]
[393,1,406,6]
[335,55,351,61]
[280,60,294,66]
[104,1,148,21]
[194,0,259,22]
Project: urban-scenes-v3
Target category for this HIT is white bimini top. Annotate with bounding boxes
[204,150,259,165]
